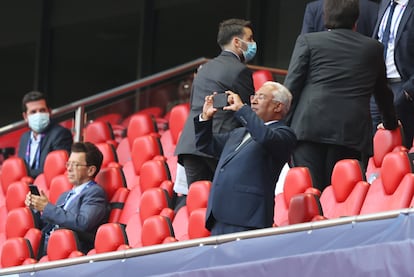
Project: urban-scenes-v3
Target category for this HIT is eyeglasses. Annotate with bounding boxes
[250,94,266,101]
[65,162,89,168]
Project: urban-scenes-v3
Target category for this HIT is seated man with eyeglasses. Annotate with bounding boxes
[25,142,110,258]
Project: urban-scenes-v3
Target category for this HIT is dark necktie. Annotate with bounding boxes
[382,1,397,58]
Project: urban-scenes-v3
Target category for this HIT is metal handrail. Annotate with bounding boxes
[0,58,287,142]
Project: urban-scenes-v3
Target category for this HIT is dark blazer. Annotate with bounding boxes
[301,0,379,36]
[195,105,297,230]
[18,121,73,178]
[373,0,414,98]
[39,181,109,254]
[284,29,397,155]
[174,50,254,160]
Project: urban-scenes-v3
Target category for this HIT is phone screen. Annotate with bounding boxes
[29,184,40,196]
[213,93,228,109]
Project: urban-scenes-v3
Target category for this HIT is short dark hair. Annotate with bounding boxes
[22,91,48,112]
[71,142,103,178]
[217,18,252,48]
[324,0,359,30]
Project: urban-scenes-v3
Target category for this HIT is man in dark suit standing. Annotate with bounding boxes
[174,18,255,208]
[284,0,398,192]
[370,0,414,149]
[26,142,109,257]
[18,91,73,179]
[301,0,379,36]
[195,82,296,235]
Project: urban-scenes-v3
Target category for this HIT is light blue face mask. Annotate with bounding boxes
[28,112,50,133]
[240,39,257,63]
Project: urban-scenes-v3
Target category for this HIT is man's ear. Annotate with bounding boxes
[88,165,97,177]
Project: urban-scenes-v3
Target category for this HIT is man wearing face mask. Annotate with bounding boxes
[174,18,256,210]
[18,91,73,179]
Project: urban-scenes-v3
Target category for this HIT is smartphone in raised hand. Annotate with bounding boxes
[28,184,40,196]
[213,93,229,109]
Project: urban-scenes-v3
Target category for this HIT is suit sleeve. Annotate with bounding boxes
[194,115,230,158]
[232,67,254,105]
[301,4,314,34]
[283,35,310,124]
[372,44,398,130]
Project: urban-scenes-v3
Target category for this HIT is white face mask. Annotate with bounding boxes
[28,112,50,133]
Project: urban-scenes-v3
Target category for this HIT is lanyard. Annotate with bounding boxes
[25,134,44,169]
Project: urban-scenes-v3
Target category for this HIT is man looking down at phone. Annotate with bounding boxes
[25,142,110,257]
[195,82,296,235]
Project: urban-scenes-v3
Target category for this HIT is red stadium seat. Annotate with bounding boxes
[33,150,68,197]
[288,193,325,225]
[141,215,177,247]
[125,187,172,247]
[252,70,274,91]
[188,208,210,239]
[366,128,404,183]
[172,180,211,241]
[320,159,369,218]
[116,113,159,166]
[88,223,130,255]
[1,207,42,260]
[1,237,37,268]
[360,151,414,214]
[274,167,319,227]
[122,134,164,190]
[39,229,84,262]
[84,121,117,147]
[48,174,72,205]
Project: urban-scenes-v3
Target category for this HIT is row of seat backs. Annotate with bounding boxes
[0,180,211,267]
[278,150,414,227]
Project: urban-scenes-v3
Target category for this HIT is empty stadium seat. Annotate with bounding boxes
[95,142,119,168]
[274,167,319,227]
[1,207,42,259]
[188,208,210,239]
[108,187,129,223]
[122,134,164,190]
[87,223,130,255]
[320,159,370,218]
[0,180,30,231]
[33,149,68,197]
[39,229,84,262]
[252,70,274,91]
[366,127,404,183]
[172,180,211,241]
[116,113,159,165]
[288,193,325,225]
[0,237,37,268]
[360,151,414,214]
[0,157,32,199]
[141,215,177,246]
[125,187,172,247]
[83,121,117,148]
[160,103,189,182]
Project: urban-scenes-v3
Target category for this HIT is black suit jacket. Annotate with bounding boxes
[373,0,414,98]
[195,105,297,230]
[284,29,397,155]
[301,0,379,36]
[174,50,254,159]
[18,121,73,178]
